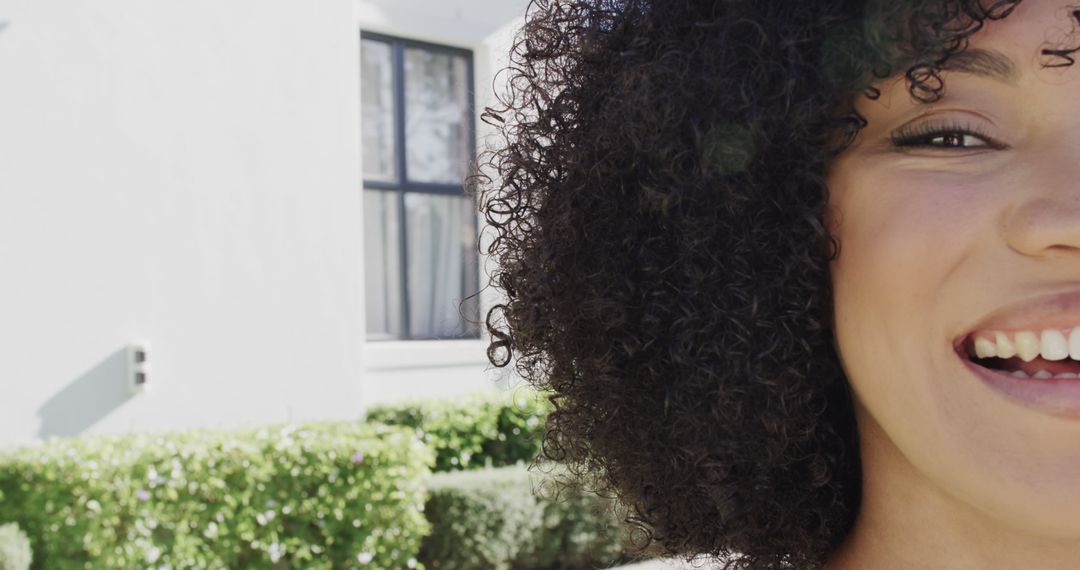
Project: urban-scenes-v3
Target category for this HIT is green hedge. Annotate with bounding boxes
[0,522,32,570]
[365,388,552,472]
[418,464,627,570]
[0,423,433,570]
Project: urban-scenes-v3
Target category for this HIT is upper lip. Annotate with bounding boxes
[955,289,1080,350]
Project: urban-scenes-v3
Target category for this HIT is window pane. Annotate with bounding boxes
[403,48,471,185]
[364,190,403,339]
[404,193,480,338]
[361,39,397,182]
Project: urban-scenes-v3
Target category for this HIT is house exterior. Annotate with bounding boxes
[0,0,529,449]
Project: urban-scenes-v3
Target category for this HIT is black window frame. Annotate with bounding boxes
[360,31,481,341]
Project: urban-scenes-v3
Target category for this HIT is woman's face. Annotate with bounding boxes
[828,0,1080,541]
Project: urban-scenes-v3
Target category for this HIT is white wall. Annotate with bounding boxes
[355,0,528,50]
[0,0,528,450]
[0,0,362,449]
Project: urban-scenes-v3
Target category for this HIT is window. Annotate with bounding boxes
[361,33,480,341]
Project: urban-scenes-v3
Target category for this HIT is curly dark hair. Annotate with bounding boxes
[472,0,1080,568]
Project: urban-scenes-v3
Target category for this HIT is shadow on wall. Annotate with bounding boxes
[37,348,132,439]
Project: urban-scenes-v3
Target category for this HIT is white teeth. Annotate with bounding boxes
[973,328,1080,366]
[1070,328,1080,360]
[1041,330,1070,361]
[974,337,998,358]
[1059,373,1080,379]
[995,331,1017,358]
[1015,331,1041,362]
[1011,370,1029,378]
[1034,370,1053,379]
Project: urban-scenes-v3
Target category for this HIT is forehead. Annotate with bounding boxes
[968,0,1080,71]
[855,0,1080,125]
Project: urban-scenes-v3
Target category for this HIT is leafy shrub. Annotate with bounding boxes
[0,422,433,570]
[418,464,627,570]
[365,388,552,472]
[0,522,32,570]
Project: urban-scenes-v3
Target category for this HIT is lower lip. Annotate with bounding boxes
[961,353,1080,419]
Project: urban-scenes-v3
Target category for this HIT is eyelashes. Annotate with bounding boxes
[889,120,1008,150]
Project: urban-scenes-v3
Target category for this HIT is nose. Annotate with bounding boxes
[1005,196,1080,257]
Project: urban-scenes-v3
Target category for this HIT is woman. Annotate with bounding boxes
[476,0,1080,568]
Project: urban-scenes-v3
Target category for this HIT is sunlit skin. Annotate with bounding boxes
[824,1,1080,568]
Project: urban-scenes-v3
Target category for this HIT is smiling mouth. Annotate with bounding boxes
[950,292,1080,417]
[961,334,1080,379]
[958,334,1080,419]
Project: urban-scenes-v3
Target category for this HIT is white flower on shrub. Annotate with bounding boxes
[268,542,284,563]
[146,467,167,487]
[170,459,183,479]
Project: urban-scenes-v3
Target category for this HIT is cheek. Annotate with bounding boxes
[829,170,988,351]
[827,168,998,434]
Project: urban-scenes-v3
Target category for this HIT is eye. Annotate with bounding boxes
[890,120,1006,151]
[911,132,987,148]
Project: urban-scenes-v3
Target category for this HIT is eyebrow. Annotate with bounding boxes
[937,47,1018,83]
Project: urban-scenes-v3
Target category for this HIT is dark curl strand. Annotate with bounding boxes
[470,1,1049,568]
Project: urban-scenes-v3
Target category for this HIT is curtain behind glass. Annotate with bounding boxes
[405,193,479,338]
[364,191,403,339]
